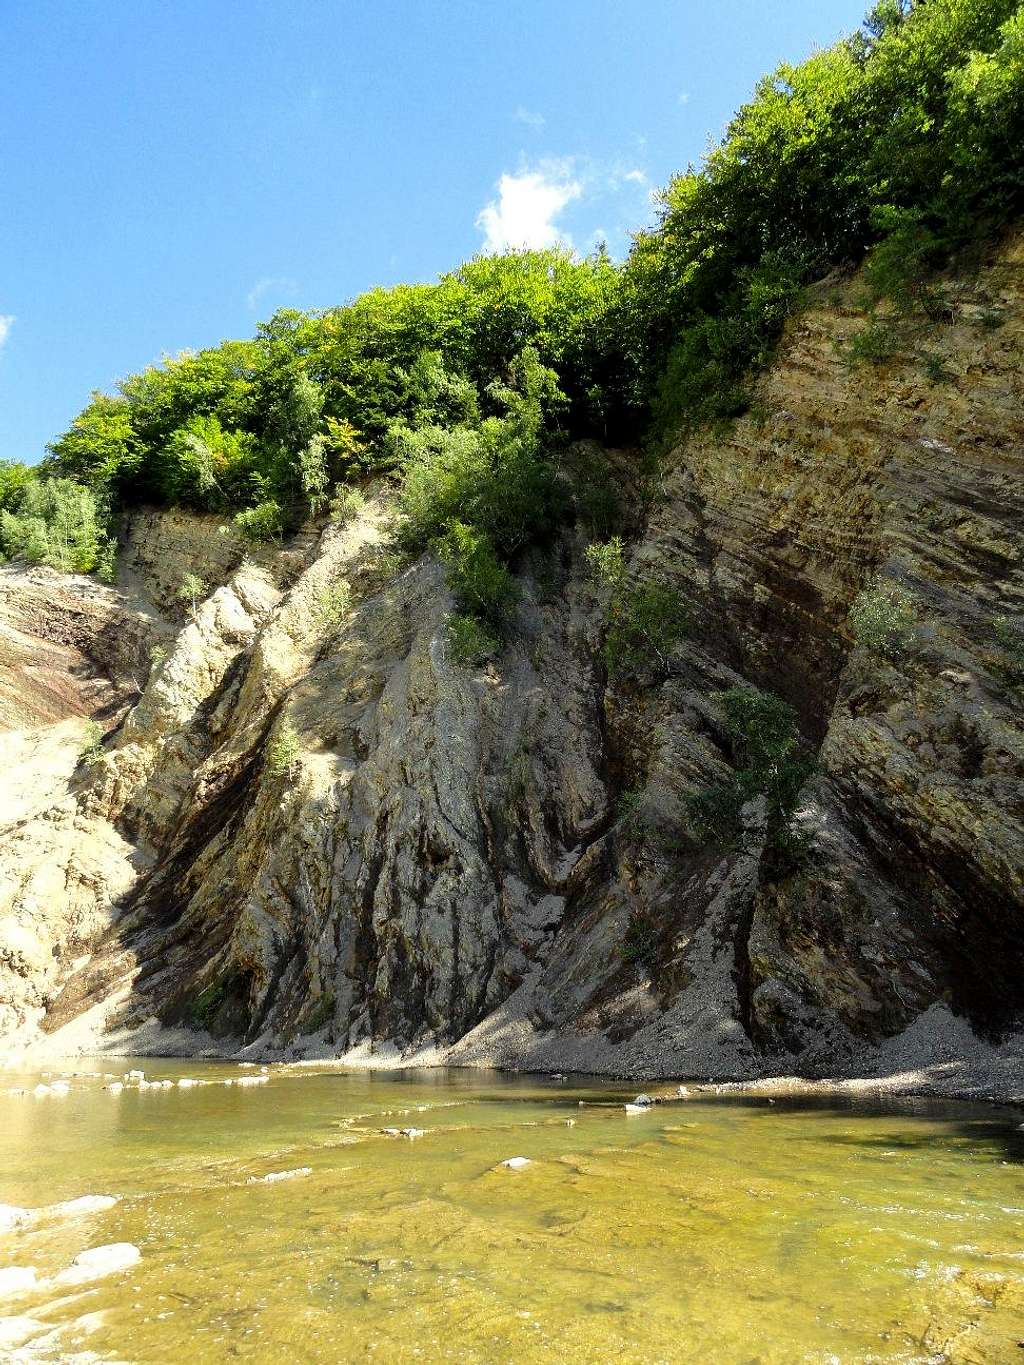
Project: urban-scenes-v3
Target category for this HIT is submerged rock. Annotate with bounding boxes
[0,1266,38,1296]
[53,1243,140,1286]
[47,1195,118,1219]
[247,1167,312,1184]
[0,1315,48,1350]
[0,1205,31,1233]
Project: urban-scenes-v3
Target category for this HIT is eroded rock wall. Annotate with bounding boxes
[1,235,1022,1076]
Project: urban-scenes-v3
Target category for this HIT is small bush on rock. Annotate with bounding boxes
[448,612,499,667]
[848,580,917,659]
[266,720,301,778]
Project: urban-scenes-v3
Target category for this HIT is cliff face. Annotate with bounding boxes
[1,236,1022,1078]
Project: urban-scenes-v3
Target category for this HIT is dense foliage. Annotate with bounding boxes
[7,0,1019,603]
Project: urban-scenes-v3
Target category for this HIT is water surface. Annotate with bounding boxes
[1,1060,1023,1362]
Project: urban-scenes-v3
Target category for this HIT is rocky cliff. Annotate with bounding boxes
[1,237,1022,1084]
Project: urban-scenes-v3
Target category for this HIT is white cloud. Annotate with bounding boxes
[476,162,581,253]
[246,276,298,311]
[678,91,691,106]
[0,315,14,351]
[514,105,545,129]
[624,169,647,185]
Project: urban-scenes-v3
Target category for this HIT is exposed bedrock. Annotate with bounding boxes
[1,236,1022,1076]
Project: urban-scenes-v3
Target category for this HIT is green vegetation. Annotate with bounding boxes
[992,615,1024,684]
[621,909,659,966]
[6,0,1018,604]
[189,979,229,1031]
[586,538,689,676]
[266,719,301,778]
[78,719,105,766]
[311,578,352,627]
[447,611,499,667]
[687,687,814,860]
[848,580,918,659]
[176,572,207,618]
[0,470,115,577]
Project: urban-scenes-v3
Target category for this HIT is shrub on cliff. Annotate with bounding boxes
[686,687,814,860]
[848,580,917,659]
[0,477,115,577]
[586,538,690,677]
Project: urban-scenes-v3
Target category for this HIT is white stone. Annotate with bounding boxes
[0,1266,37,1297]
[498,1157,531,1170]
[53,1243,140,1286]
[46,1196,118,1220]
[0,1315,47,1350]
[124,1070,145,1084]
[0,1206,31,1234]
[105,1081,123,1094]
[247,1167,312,1184]
[624,1103,650,1115]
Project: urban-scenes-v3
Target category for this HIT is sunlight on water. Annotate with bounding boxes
[1,1061,1022,1363]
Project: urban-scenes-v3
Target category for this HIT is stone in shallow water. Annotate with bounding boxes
[0,1266,38,1297]
[47,1195,118,1219]
[247,1168,312,1185]
[0,1315,47,1350]
[53,1243,141,1286]
[0,1205,31,1233]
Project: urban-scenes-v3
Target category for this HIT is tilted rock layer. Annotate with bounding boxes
[1,236,1022,1079]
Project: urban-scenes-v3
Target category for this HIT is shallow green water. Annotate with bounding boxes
[1,1061,1023,1363]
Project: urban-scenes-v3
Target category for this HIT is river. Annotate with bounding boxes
[1,1060,1022,1362]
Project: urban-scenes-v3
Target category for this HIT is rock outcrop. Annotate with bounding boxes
[1,236,1022,1079]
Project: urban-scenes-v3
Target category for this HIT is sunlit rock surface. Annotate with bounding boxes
[0,237,1022,1083]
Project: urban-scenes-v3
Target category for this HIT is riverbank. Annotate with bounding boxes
[4,996,1022,1108]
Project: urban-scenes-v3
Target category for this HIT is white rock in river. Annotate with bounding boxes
[400,1128,425,1139]
[624,1103,650,1115]
[248,1168,312,1184]
[49,1081,70,1096]
[32,1084,51,1097]
[235,1075,268,1087]
[105,1081,123,1094]
[46,1195,118,1220]
[0,1316,47,1350]
[177,1078,199,1088]
[677,1085,691,1098]
[498,1157,531,1170]
[124,1070,145,1084]
[0,1265,38,1296]
[0,1204,32,1233]
[53,1243,141,1286]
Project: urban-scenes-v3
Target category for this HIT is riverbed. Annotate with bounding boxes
[1,1061,1023,1362]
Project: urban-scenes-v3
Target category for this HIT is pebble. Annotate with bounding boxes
[53,1243,141,1286]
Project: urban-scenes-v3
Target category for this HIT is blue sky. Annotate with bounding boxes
[1,0,869,465]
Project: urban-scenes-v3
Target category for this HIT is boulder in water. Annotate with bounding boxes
[0,1265,38,1296]
[53,1243,141,1286]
